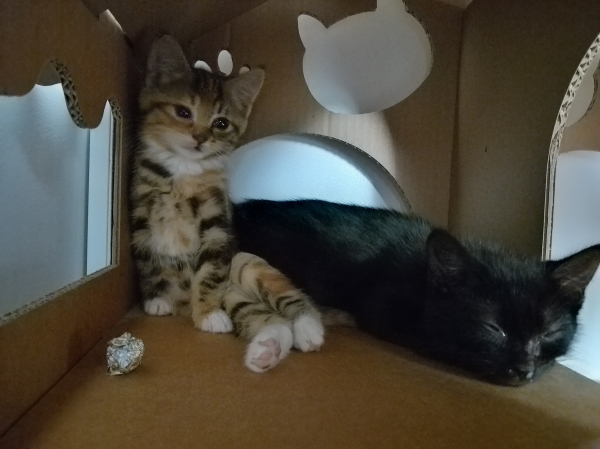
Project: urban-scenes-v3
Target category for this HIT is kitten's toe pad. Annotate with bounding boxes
[293,314,325,352]
[199,310,233,333]
[144,297,173,316]
[245,324,293,373]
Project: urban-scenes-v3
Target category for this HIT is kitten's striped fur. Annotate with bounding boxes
[131,35,264,332]
[132,35,327,370]
[224,252,326,372]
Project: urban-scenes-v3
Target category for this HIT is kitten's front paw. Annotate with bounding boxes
[198,310,233,333]
[245,324,293,373]
[293,314,325,352]
[144,297,173,316]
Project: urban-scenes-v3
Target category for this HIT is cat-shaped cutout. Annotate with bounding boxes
[298,0,432,114]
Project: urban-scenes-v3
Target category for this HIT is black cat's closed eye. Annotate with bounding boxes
[175,105,192,119]
[541,329,562,341]
[484,322,506,338]
[212,117,230,130]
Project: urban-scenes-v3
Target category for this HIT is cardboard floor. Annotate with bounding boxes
[2,308,600,449]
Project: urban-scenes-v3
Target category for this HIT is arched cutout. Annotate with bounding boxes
[545,34,600,383]
[0,61,120,321]
[544,33,600,258]
[298,0,432,114]
[228,133,410,212]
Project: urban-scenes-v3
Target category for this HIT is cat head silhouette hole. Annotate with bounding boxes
[298,0,432,114]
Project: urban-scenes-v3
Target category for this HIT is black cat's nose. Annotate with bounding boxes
[508,366,535,381]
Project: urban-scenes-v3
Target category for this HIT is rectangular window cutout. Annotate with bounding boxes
[0,83,116,319]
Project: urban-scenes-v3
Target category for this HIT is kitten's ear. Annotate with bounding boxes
[545,245,600,304]
[427,229,473,285]
[298,14,327,49]
[145,35,191,87]
[224,68,265,119]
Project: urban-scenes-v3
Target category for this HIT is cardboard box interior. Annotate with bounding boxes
[1,0,600,445]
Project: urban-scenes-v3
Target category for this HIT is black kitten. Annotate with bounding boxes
[232,199,600,386]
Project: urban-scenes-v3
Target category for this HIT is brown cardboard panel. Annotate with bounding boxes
[2,310,600,448]
[450,0,600,256]
[0,268,134,436]
[440,0,473,7]
[83,0,270,48]
[0,0,136,435]
[0,0,131,128]
[190,0,462,226]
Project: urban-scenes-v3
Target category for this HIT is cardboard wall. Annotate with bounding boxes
[451,0,600,256]
[2,0,600,441]
[80,0,270,47]
[0,0,135,435]
[189,0,463,227]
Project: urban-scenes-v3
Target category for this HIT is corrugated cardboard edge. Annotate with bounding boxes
[543,35,600,259]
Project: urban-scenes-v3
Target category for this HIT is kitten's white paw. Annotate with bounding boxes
[144,297,173,316]
[293,314,325,352]
[200,310,233,333]
[245,324,293,373]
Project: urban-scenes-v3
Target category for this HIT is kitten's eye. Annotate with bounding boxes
[175,106,192,119]
[484,322,506,338]
[211,117,230,130]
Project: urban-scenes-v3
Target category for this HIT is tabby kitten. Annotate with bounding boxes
[232,199,600,386]
[131,35,264,332]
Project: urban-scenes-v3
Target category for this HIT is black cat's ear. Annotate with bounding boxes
[223,68,265,119]
[427,229,474,285]
[545,245,600,304]
[145,35,191,87]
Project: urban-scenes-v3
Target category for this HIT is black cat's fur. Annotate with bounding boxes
[232,199,600,386]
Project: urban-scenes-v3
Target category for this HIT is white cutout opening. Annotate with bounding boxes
[218,50,233,76]
[298,0,432,114]
[566,52,600,127]
[551,150,600,382]
[228,133,409,211]
[239,65,250,75]
[0,84,116,318]
[193,60,212,72]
